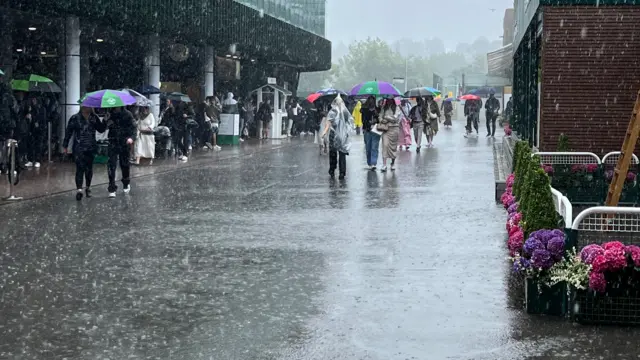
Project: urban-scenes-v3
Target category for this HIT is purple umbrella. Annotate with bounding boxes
[350,81,403,97]
[79,89,137,108]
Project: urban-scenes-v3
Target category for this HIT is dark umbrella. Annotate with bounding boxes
[136,85,161,95]
[403,87,437,98]
[162,92,192,103]
[468,87,496,97]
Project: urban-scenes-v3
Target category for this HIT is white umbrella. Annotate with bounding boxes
[120,88,153,107]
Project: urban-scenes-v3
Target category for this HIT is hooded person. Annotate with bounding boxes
[105,106,137,198]
[352,100,363,135]
[321,95,353,180]
[63,106,107,200]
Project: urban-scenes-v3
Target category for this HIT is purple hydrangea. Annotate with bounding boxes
[513,257,530,273]
[580,244,604,265]
[531,249,554,269]
[523,237,545,256]
[547,236,565,260]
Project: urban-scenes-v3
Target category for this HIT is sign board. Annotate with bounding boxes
[392,77,405,84]
[267,77,277,85]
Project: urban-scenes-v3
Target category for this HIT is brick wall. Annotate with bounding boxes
[541,6,640,156]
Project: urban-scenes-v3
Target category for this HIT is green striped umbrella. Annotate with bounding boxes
[0,69,4,76]
[11,74,61,93]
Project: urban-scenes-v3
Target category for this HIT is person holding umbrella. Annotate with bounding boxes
[105,106,136,197]
[63,106,107,200]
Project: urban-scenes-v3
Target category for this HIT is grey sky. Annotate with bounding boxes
[326,0,514,50]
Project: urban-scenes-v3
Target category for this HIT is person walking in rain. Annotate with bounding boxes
[485,90,500,137]
[441,96,454,128]
[63,106,107,200]
[423,95,441,148]
[361,96,380,169]
[464,99,481,137]
[379,98,401,172]
[105,106,136,198]
[352,100,363,135]
[409,97,425,153]
[397,99,412,151]
[322,95,352,180]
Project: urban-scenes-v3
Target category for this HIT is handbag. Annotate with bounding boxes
[376,122,389,132]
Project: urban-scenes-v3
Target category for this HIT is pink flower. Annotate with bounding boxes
[603,241,625,251]
[585,164,598,173]
[591,255,608,273]
[542,165,553,174]
[501,193,514,209]
[625,245,640,267]
[627,172,637,183]
[571,164,586,173]
[604,248,627,271]
[508,229,525,256]
[506,173,515,188]
[589,272,607,293]
[504,126,512,136]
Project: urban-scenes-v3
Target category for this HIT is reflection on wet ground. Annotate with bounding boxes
[3,116,640,359]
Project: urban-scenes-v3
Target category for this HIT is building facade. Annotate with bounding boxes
[1,0,331,151]
[512,0,640,155]
[235,0,326,36]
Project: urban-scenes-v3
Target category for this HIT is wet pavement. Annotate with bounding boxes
[2,113,640,360]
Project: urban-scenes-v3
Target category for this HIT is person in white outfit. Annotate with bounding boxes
[135,106,156,165]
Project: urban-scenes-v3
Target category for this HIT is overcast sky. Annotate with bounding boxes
[326,0,514,49]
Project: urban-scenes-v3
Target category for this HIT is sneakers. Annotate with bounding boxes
[239,138,245,142]
[123,185,131,194]
[85,188,92,198]
[179,155,188,161]
[205,142,213,149]
[380,166,387,172]
[214,145,221,151]
[34,162,41,168]
[108,192,116,198]
[76,189,83,201]
[25,161,33,167]
[391,165,396,171]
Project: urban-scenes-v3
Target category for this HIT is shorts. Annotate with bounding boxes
[211,123,219,134]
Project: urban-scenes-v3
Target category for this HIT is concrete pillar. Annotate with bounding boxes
[0,11,14,79]
[62,16,80,153]
[204,46,215,98]
[145,35,161,118]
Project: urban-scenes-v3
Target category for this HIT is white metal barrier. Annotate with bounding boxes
[551,186,573,228]
[572,206,640,232]
[533,151,601,165]
[602,151,640,165]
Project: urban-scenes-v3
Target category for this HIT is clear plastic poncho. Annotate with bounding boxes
[327,95,353,153]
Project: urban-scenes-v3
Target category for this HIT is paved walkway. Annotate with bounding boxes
[2,113,638,359]
[0,138,306,202]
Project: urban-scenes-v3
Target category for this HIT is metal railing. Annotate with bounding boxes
[551,186,573,228]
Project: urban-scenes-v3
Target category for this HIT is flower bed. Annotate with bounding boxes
[543,163,604,205]
[604,169,638,205]
[567,241,640,325]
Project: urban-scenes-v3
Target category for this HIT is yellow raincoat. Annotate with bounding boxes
[352,101,363,128]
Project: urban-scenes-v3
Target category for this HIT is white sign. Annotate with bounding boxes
[219,114,239,136]
[393,77,405,84]
[267,77,277,85]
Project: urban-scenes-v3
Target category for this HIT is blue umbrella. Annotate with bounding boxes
[136,84,161,95]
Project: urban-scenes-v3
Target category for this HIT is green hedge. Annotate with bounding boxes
[511,141,560,235]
